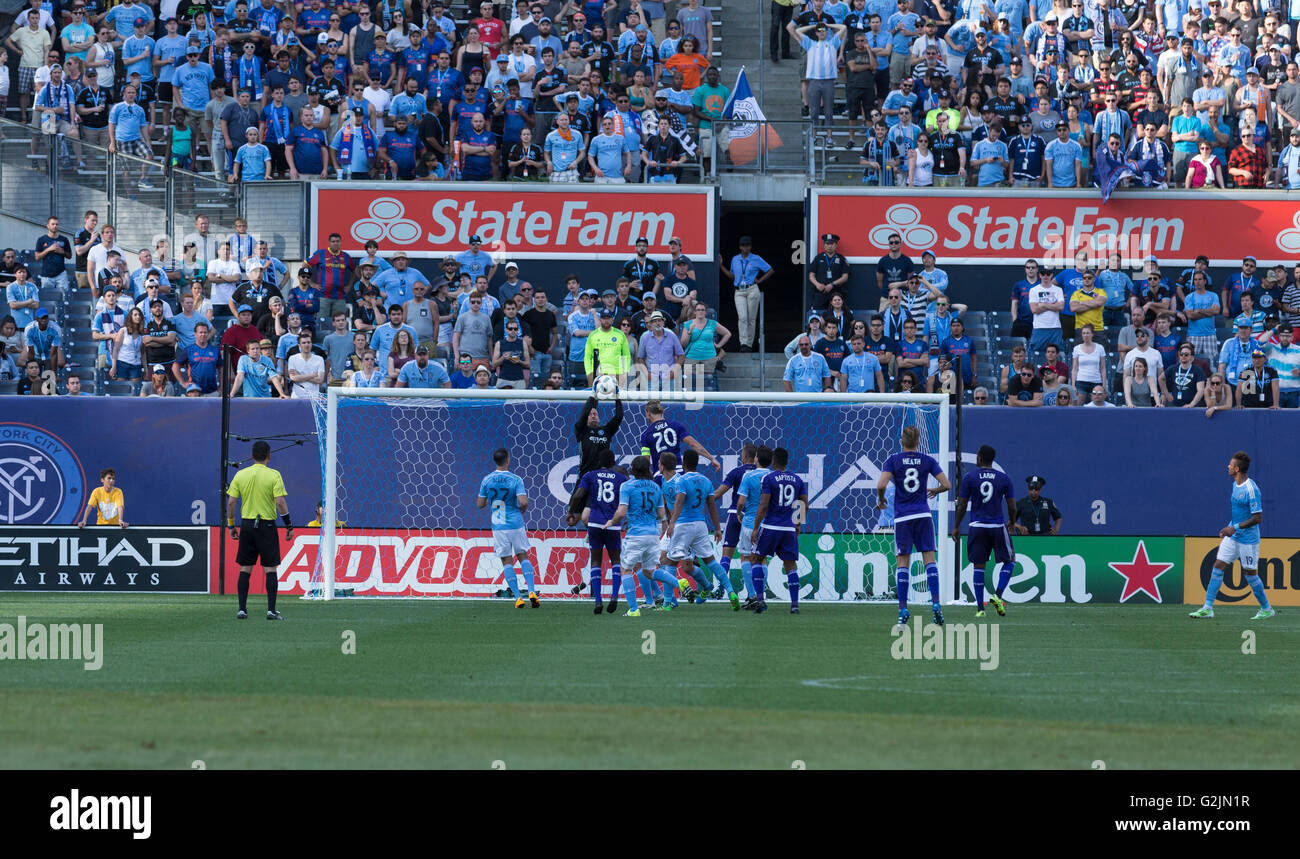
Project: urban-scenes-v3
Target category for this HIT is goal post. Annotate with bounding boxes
[312,387,951,602]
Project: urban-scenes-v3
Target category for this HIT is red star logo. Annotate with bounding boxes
[1109,541,1175,603]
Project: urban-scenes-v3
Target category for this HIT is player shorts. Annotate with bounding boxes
[492,527,531,558]
[1216,536,1259,571]
[894,514,936,556]
[967,524,1014,566]
[754,526,799,562]
[235,518,281,567]
[737,524,756,557]
[587,525,622,554]
[667,521,713,562]
[623,534,661,571]
[722,512,741,548]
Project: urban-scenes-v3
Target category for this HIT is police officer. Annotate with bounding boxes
[1015,475,1061,535]
[226,440,292,620]
[809,232,850,312]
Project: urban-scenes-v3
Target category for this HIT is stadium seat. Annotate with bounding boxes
[0,380,17,395]
[105,381,137,397]
[39,286,65,304]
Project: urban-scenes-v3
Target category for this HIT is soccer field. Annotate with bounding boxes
[1,595,1296,769]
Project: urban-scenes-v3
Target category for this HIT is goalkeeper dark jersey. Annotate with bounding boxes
[574,396,624,478]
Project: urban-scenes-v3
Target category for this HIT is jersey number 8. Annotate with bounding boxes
[903,467,921,494]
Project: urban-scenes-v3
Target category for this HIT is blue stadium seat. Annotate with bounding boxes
[105,381,137,397]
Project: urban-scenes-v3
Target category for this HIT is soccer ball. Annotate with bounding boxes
[594,375,618,399]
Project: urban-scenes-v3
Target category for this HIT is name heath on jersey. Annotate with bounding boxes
[0,616,104,670]
[49,789,150,839]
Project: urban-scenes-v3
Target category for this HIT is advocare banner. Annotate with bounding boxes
[311,183,717,260]
[809,188,1300,266]
[0,526,210,592]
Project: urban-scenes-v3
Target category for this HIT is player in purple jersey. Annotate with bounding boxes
[637,400,720,470]
[878,425,951,627]
[710,443,757,598]
[571,449,629,614]
[951,445,1016,618]
[752,447,809,615]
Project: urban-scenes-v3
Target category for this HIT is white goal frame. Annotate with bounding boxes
[319,387,951,600]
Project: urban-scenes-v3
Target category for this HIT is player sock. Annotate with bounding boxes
[589,566,602,605]
[520,560,536,594]
[651,567,680,604]
[1204,567,1225,608]
[622,572,639,612]
[974,566,985,609]
[720,555,732,579]
[896,568,909,609]
[706,559,732,594]
[1245,574,1272,610]
[265,571,278,612]
[237,572,250,612]
[610,565,621,603]
[636,571,655,602]
[501,566,521,600]
[742,563,756,599]
[925,563,940,608]
[752,564,766,599]
[786,571,800,607]
[691,563,709,590]
[995,562,1014,596]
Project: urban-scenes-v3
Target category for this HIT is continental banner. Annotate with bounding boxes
[1184,538,1300,607]
[0,526,210,592]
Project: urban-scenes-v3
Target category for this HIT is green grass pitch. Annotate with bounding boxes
[1,594,1296,769]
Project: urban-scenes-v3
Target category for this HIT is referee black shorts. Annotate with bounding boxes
[236,518,282,567]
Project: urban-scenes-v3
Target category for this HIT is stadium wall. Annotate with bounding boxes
[3,399,1297,537]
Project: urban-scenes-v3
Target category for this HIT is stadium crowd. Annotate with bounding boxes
[778,0,1300,189]
[2,0,728,183]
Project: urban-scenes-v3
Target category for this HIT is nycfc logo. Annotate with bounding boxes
[1274,210,1300,254]
[868,204,937,251]
[0,424,86,524]
[351,198,421,245]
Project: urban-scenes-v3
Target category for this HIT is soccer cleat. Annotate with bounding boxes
[730,592,740,611]
[677,576,691,593]
[605,599,618,614]
[742,596,757,611]
[624,608,641,617]
[974,610,987,618]
[989,594,1007,616]
[655,603,675,612]
[790,606,800,615]
[755,600,768,614]
[594,603,603,615]
[528,592,540,608]
[710,586,725,600]
[515,597,527,608]
[898,607,911,627]
[266,610,282,621]
[236,609,247,620]
[570,582,587,595]
[1251,607,1277,620]
[694,591,708,604]
[932,605,944,626]
[654,596,664,607]
[1188,606,1214,618]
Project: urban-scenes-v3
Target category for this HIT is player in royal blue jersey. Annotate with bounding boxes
[608,455,675,616]
[638,400,720,470]
[572,449,629,614]
[1190,451,1276,620]
[951,445,1016,617]
[476,448,539,608]
[752,447,809,615]
[667,449,738,609]
[710,443,758,597]
[878,426,951,627]
[734,444,773,609]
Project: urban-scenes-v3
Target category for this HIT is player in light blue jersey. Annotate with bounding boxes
[878,425,951,627]
[1191,451,1276,619]
[951,445,1016,618]
[476,448,540,608]
[572,449,628,615]
[667,450,738,609]
[734,444,773,608]
[710,443,757,598]
[608,456,673,616]
[752,447,809,615]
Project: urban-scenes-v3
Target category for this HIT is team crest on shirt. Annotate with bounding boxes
[0,424,86,524]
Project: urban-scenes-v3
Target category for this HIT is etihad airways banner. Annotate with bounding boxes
[809,189,1300,266]
[310,183,717,261]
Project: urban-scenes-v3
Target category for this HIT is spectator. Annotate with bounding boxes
[1068,269,1107,337]
[1006,363,1044,406]
[1028,268,1065,351]
[492,320,531,389]
[455,236,497,284]
[287,331,327,398]
[173,320,220,396]
[230,339,286,398]
[1044,120,1084,186]
[783,334,832,392]
[1237,348,1280,409]
[788,21,845,140]
[5,265,40,331]
[17,357,49,396]
[220,304,262,374]
[679,301,729,382]
[108,83,155,188]
[24,308,65,372]
[1255,323,1300,408]
[394,345,451,389]
[521,288,558,384]
[452,294,494,372]
[1124,325,1165,380]
[140,363,174,397]
[875,232,913,312]
[1040,364,1070,405]
[971,120,1010,185]
[814,318,848,389]
[1228,127,1269,186]
[719,235,773,353]
[7,10,52,120]
[1164,342,1208,407]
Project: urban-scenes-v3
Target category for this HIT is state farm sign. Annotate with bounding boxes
[811,189,1300,265]
[311,182,716,261]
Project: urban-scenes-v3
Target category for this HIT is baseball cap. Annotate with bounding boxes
[738,235,753,245]
[1277,323,1294,333]
[133,16,147,26]
[642,291,655,301]
[1247,67,1260,76]
[35,308,49,319]
[259,339,274,349]
[1039,363,1057,375]
[1055,120,1069,128]
[583,288,599,298]
[598,308,614,318]
[185,383,201,393]
[416,345,430,355]
[391,251,407,260]
[496,53,510,62]
[600,288,616,297]
[86,67,98,75]
[469,234,482,243]
[245,260,263,271]
[152,364,165,374]
[186,46,199,55]
[474,366,491,376]
[238,304,253,313]
[505,261,518,270]
[1252,348,1267,358]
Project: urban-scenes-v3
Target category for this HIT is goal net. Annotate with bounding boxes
[307,389,950,603]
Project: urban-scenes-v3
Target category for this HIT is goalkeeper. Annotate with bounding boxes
[568,390,625,524]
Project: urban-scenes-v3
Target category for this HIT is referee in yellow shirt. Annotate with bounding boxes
[584,307,632,386]
[226,440,292,620]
